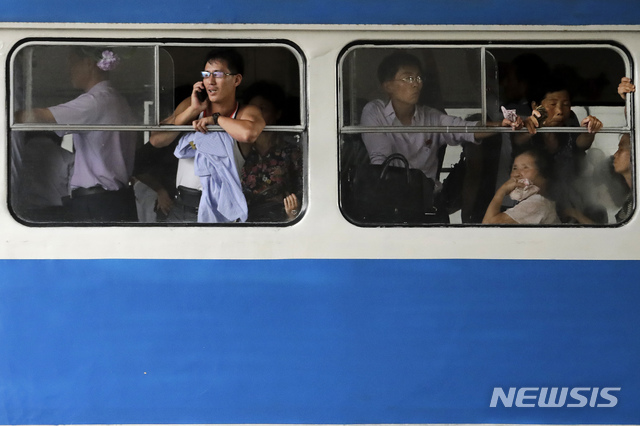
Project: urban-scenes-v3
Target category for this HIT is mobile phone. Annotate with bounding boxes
[535,105,548,125]
[197,88,208,103]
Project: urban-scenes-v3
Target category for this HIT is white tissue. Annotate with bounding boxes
[509,178,540,201]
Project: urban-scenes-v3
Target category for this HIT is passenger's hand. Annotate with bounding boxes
[524,109,542,134]
[581,115,602,133]
[498,177,523,196]
[501,116,524,130]
[284,193,299,219]
[191,81,208,110]
[618,77,635,100]
[192,116,213,133]
[155,188,174,215]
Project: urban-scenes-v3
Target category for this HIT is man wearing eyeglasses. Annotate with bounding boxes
[359,51,520,222]
[149,48,265,223]
[361,51,519,191]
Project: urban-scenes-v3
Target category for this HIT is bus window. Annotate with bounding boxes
[9,42,306,226]
[338,43,632,226]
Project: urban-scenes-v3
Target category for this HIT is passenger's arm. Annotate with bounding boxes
[191,104,266,143]
[618,77,635,117]
[482,178,519,224]
[135,173,174,215]
[149,97,201,148]
[150,82,210,148]
[575,115,602,151]
[510,108,548,147]
[14,108,57,123]
[473,117,524,140]
[219,104,265,143]
[361,132,395,164]
[360,104,394,164]
[618,77,635,100]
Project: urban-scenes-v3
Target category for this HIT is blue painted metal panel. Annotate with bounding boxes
[1,0,640,25]
[0,259,638,424]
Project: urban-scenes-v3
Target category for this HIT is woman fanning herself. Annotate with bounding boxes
[483,147,560,224]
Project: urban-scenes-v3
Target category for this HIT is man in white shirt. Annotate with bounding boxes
[361,51,520,190]
[149,48,265,222]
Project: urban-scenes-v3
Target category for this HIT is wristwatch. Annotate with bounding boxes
[212,112,221,125]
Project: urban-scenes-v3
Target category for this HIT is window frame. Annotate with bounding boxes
[7,38,309,226]
[337,41,635,227]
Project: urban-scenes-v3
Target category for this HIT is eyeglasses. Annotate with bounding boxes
[396,75,424,85]
[201,71,237,79]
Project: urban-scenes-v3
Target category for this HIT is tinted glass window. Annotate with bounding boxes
[339,44,632,226]
[9,42,306,226]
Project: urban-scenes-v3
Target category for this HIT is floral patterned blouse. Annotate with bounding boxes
[241,137,302,218]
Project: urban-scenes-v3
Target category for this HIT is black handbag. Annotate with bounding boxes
[346,153,435,224]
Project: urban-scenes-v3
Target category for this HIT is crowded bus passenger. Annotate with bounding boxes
[493,53,552,202]
[515,74,603,222]
[133,85,194,223]
[10,131,74,222]
[240,81,302,222]
[565,77,635,224]
[612,133,634,222]
[132,141,178,222]
[149,48,265,223]
[483,147,560,224]
[613,77,636,222]
[360,51,522,221]
[613,77,634,222]
[15,47,138,222]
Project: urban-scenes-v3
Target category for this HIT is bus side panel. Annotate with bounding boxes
[2,0,640,25]
[0,258,638,424]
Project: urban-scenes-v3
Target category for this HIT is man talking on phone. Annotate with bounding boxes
[149,48,265,222]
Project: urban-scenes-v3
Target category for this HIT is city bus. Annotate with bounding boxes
[1,1,639,425]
